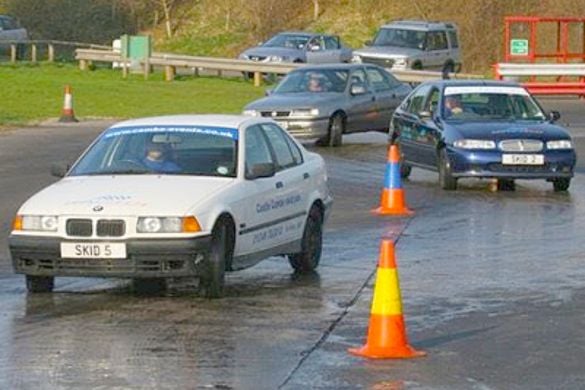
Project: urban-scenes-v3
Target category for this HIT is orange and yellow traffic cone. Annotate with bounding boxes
[372,144,413,216]
[348,239,426,359]
[59,84,78,123]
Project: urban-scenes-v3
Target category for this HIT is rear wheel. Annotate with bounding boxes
[553,178,571,192]
[412,61,423,70]
[497,179,516,191]
[199,219,232,298]
[438,149,457,190]
[289,206,323,274]
[26,275,54,293]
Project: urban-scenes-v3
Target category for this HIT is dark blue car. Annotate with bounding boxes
[390,80,576,191]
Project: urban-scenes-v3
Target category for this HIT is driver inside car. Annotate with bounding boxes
[142,142,181,173]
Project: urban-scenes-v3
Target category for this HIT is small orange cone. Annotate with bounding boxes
[348,239,426,359]
[372,144,413,216]
[59,85,78,123]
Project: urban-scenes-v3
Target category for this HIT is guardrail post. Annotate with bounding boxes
[48,44,55,62]
[254,71,262,87]
[79,59,88,71]
[192,67,199,77]
[10,44,16,63]
[165,65,176,81]
[31,44,37,63]
[143,57,150,80]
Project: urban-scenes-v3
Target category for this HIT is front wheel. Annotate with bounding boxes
[438,149,457,190]
[400,163,412,179]
[553,178,571,192]
[26,275,54,293]
[199,220,230,298]
[288,206,323,274]
[317,113,344,147]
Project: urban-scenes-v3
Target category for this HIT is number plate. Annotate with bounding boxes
[61,243,127,259]
[502,154,544,165]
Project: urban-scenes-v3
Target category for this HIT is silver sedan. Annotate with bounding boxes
[243,64,411,147]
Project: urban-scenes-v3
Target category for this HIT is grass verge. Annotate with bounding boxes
[0,62,266,127]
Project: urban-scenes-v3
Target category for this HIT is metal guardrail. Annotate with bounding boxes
[494,62,585,96]
[75,48,483,86]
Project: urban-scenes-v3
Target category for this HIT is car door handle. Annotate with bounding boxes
[303,172,310,180]
[276,181,284,189]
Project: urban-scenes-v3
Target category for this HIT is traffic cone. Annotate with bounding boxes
[59,85,78,123]
[372,144,413,216]
[348,239,426,359]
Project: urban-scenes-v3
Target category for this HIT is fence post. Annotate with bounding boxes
[48,44,55,62]
[254,71,262,87]
[10,44,16,63]
[165,65,176,81]
[31,44,37,63]
[79,59,88,71]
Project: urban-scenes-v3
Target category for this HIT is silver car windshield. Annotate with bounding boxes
[442,92,547,121]
[264,34,311,49]
[69,126,238,177]
[373,28,426,49]
[274,69,349,94]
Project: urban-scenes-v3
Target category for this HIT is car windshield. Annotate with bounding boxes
[373,28,427,49]
[263,34,311,49]
[69,125,238,177]
[442,86,547,122]
[273,69,349,93]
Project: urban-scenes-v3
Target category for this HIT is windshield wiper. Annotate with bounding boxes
[84,169,152,175]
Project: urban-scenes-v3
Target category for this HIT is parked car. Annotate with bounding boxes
[390,80,576,191]
[0,15,27,57]
[9,115,333,298]
[239,31,352,64]
[352,20,461,73]
[243,63,411,147]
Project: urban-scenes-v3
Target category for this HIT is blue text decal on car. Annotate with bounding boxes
[104,125,239,140]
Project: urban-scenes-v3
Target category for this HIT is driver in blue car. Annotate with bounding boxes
[444,95,464,118]
[142,143,181,173]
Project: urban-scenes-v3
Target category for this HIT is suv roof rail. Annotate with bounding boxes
[385,19,458,28]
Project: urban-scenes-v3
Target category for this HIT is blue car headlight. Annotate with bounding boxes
[546,140,573,150]
[453,139,496,150]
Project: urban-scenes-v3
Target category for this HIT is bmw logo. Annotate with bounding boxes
[93,205,104,212]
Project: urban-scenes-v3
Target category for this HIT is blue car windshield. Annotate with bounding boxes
[263,34,310,49]
[442,89,547,122]
[373,28,426,49]
[274,69,349,93]
[69,126,238,177]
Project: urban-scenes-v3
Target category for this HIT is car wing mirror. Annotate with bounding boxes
[51,162,71,178]
[246,162,276,180]
[350,83,367,96]
[548,110,561,122]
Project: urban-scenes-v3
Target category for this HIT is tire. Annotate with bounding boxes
[317,113,344,147]
[199,219,231,298]
[133,278,167,294]
[400,163,412,179]
[497,179,516,191]
[26,275,54,293]
[411,61,423,70]
[288,206,323,274]
[553,178,571,192]
[442,62,455,79]
[438,149,457,190]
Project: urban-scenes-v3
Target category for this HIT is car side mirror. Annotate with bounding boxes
[364,40,373,46]
[246,162,276,180]
[548,110,561,122]
[51,162,70,178]
[350,83,367,96]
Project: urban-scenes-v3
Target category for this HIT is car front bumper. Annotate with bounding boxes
[447,148,576,179]
[9,235,212,278]
[273,117,330,139]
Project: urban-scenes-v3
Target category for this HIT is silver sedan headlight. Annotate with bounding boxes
[290,108,319,118]
[242,109,259,117]
[268,55,283,62]
[19,215,59,232]
[453,139,496,149]
[547,140,573,150]
[351,54,362,63]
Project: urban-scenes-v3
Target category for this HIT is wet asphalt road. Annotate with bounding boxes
[1,98,585,389]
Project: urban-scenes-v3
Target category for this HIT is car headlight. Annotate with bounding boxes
[453,139,496,149]
[351,54,362,63]
[268,55,283,62]
[290,108,319,118]
[13,215,59,232]
[393,58,408,67]
[239,54,249,60]
[137,216,201,233]
[547,140,573,150]
[243,109,259,117]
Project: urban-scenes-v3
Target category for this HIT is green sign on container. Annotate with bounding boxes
[510,39,529,56]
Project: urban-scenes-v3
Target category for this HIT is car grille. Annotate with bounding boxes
[249,55,267,61]
[499,139,543,152]
[260,111,291,118]
[361,57,395,68]
[487,163,551,174]
[66,219,126,237]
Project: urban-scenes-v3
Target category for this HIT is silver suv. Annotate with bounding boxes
[352,20,461,73]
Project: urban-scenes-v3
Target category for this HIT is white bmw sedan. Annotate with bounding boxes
[9,115,333,298]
